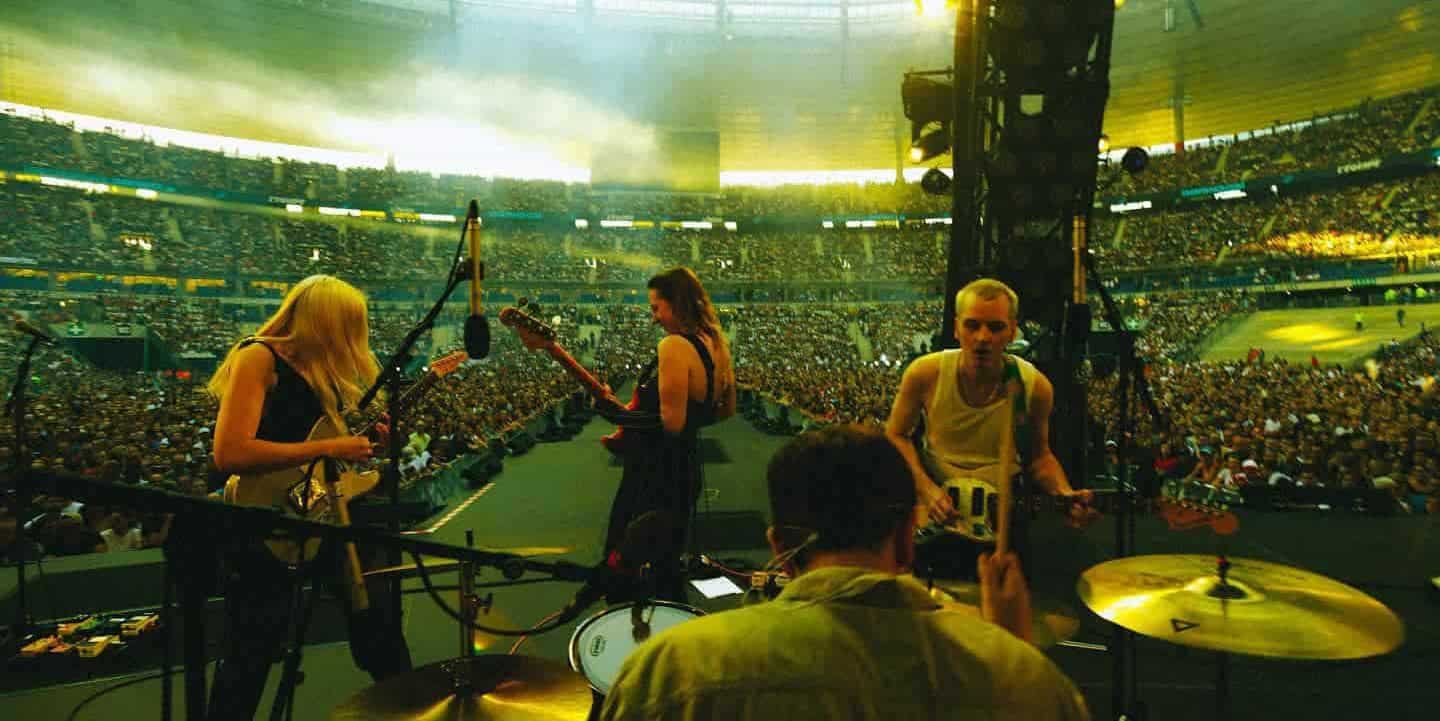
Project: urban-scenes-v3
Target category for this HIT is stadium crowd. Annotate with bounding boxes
[1090,330,1440,514]
[8,83,1440,560]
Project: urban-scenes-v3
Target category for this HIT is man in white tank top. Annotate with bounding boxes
[886,280,1094,573]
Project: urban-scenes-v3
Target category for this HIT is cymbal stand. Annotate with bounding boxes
[1210,553,1241,721]
[1080,248,1171,721]
[448,530,491,695]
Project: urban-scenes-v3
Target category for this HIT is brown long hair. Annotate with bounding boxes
[648,267,727,353]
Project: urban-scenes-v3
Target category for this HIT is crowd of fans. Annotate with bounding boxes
[0,181,954,285]
[1090,331,1440,514]
[1092,172,1440,271]
[1099,86,1440,196]
[7,83,1440,559]
[32,85,1440,211]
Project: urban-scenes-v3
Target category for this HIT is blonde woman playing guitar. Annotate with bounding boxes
[885,279,1097,582]
[205,275,412,721]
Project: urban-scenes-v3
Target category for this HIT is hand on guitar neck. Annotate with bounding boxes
[501,306,635,454]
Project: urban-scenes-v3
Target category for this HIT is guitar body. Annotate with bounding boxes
[220,350,467,610]
[915,476,1241,546]
[223,415,380,566]
[918,476,1006,545]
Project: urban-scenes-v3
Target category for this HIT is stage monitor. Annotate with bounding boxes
[591,129,719,193]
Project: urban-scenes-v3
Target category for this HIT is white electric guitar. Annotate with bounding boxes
[918,474,1241,545]
[223,350,468,607]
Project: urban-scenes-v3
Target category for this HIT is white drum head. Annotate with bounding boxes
[567,600,704,695]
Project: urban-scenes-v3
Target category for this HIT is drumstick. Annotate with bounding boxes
[995,384,1016,557]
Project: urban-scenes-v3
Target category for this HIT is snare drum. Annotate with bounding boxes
[567,600,705,695]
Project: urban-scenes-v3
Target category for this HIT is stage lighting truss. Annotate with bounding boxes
[990,0,1112,93]
[986,83,1106,218]
[903,73,955,161]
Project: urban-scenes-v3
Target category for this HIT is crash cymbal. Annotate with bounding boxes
[1078,555,1404,660]
[924,580,1081,648]
[330,655,591,721]
[365,548,571,579]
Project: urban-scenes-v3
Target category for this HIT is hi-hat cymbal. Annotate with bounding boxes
[1078,555,1404,660]
[330,655,591,721]
[365,548,571,579]
[924,580,1081,648]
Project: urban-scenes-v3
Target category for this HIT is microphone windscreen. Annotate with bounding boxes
[465,314,490,359]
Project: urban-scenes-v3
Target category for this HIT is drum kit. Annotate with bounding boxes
[325,551,1404,720]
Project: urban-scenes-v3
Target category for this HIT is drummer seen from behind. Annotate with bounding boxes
[599,425,1089,721]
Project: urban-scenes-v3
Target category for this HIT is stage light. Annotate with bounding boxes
[1120,146,1149,174]
[920,167,952,196]
[1097,133,1110,153]
[914,0,949,18]
[910,124,951,163]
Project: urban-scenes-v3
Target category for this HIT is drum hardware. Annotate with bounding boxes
[1079,553,1405,719]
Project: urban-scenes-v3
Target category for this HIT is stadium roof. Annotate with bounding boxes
[1,0,1438,177]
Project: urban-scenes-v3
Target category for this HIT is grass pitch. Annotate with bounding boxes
[1200,302,1440,366]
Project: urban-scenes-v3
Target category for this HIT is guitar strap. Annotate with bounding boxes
[1002,354,1031,477]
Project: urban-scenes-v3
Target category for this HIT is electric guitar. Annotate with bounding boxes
[917,475,1240,545]
[500,306,630,454]
[223,350,469,606]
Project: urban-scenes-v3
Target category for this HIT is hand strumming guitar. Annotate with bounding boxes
[920,484,959,525]
[1058,488,1101,529]
[325,435,376,464]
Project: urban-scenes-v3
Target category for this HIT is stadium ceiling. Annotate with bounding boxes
[2,0,1439,175]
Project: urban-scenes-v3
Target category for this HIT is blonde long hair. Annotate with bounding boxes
[207,275,379,428]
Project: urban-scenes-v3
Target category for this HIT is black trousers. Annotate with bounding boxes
[207,541,412,721]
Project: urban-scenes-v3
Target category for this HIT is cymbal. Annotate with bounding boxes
[924,580,1081,648]
[1078,555,1404,660]
[365,548,571,579]
[330,655,591,721]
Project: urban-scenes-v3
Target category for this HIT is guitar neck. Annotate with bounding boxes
[355,371,440,437]
[544,343,607,397]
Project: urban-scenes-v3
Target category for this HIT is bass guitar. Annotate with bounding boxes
[499,306,630,454]
[223,350,469,608]
[917,475,1240,546]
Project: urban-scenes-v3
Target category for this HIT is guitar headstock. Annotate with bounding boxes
[1156,481,1240,535]
[499,306,557,351]
[426,350,469,379]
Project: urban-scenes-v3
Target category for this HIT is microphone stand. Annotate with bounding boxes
[353,204,475,682]
[6,334,43,639]
[1080,248,1169,721]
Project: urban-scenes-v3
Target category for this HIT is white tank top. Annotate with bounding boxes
[921,349,1038,486]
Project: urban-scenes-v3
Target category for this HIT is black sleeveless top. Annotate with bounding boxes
[633,333,717,436]
[239,338,324,443]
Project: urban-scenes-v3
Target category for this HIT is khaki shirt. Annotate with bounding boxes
[600,566,1089,721]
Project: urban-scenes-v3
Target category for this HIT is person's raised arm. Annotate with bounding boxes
[886,355,953,523]
[211,344,371,474]
[656,335,691,435]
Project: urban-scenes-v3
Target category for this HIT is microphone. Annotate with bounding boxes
[463,199,490,359]
[14,319,57,346]
[558,511,675,623]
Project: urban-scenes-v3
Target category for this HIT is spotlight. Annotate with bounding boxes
[920,167,952,196]
[1120,146,1149,175]
[1097,133,1110,153]
[914,0,949,17]
[910,124,951,163]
